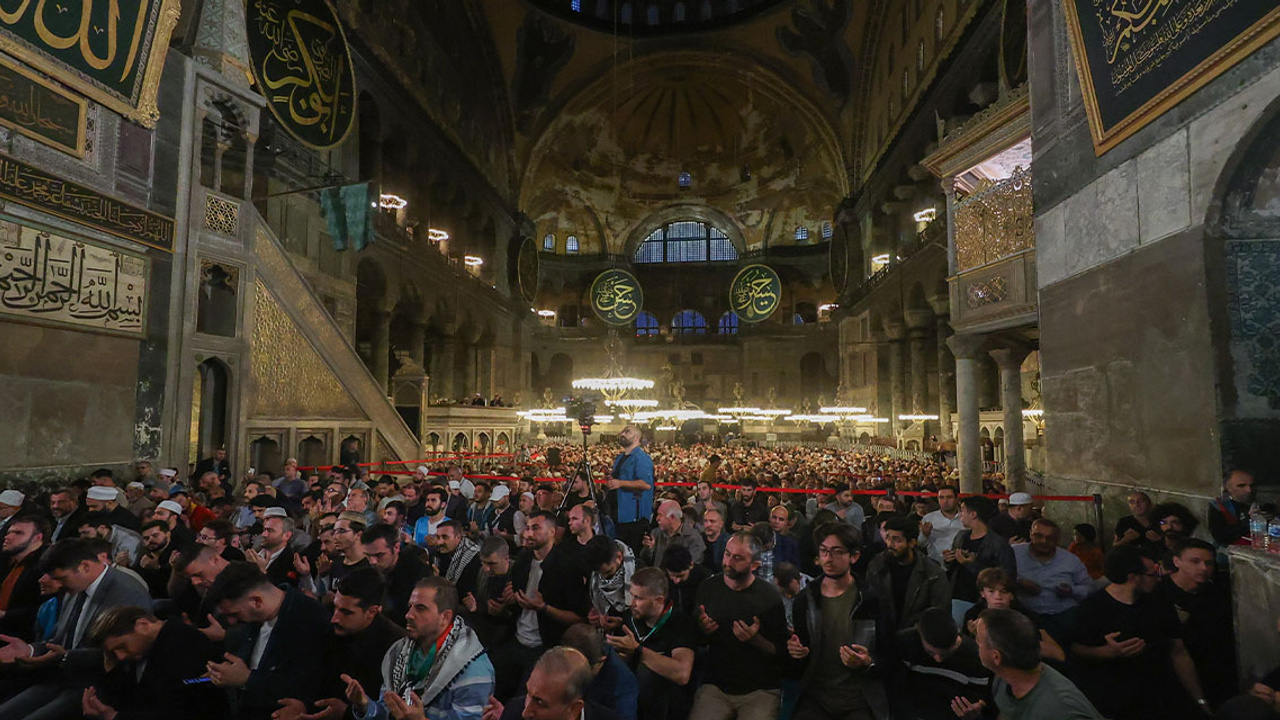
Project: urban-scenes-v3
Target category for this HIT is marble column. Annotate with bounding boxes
[906,312,932,414]
[370,310,391,394]
[408,322,426,368]
[434,337,457,401]
[990,345,1032,491]
[885,322,906,435]
[947,334,987,494]
[942,178,958,275]
[935,320,955,442]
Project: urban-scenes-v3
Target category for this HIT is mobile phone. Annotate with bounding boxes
[182,677,213,685]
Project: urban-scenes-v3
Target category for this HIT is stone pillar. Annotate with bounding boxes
[408,322,426,368]
[948,334,987,494]
[434,337,457,401]
[370,310,391,394]
[990,345,1032,491]
[942,178,958,275]
[935,318,955,442]
[884,321,906,434]
[906,311,933,414]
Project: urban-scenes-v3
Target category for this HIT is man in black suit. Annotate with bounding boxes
[191,447,230,484]
[80,606,228,720]
[47,489,86,543]
[361,523,433,627]
[135,520,176,599]
[276,567,405,719]
[250,515,299,587]
[0,538,152,720]
[204,562,332,720]
[0,516,49,640]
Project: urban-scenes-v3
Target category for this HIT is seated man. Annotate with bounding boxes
[204,562,333,720]
[604,567,696,720]
[80,606,228,720]
[0,538,152,720]
[342,577,494,720]
[489,646,620,720]
[892,607,991,720]
[560,624,639,720]
[955,608,1101,719]
[278,567,406,719]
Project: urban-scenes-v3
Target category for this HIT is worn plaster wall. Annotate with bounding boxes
[1030,1,1280,507]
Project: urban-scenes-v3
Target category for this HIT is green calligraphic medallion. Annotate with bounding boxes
[589,269,643,326]
[246,0,357,149]
[729,264,782,324]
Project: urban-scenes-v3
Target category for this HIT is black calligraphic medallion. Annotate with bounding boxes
[0,58,86,156]
[517,235,539,304]
[589,269,643,326]
[729,264,782,324]
[246,0,357,149]
[1062,1,1280,154]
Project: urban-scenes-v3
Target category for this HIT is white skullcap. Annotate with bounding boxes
[159,468,178,478]
[417,466,430,475]
[156,500,184,515]
[86,486,119,501]
[448,480,461,490]
[0,490,24,506]
[263,507,289,518]
[490,485,510,501]
[126,481,145,490]
[521,492,535,501]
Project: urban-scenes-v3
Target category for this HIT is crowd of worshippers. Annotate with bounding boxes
[0,436,1274,720]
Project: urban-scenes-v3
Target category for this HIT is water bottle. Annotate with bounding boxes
[1269,517,1280,554]
[1252,513,1269,550]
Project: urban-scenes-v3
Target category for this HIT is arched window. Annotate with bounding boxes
[672,310,707,335]
[794,226,809,242]
[635,221,738,263]
[620,2,631,23]
[543,233,555,251]
[566,235,579,253]
[647,3,660,24]
[635,311,660,337]
[678,171,692,188]
[821,221,833,239]
[571,0,580,10]
[674,2,685,21]
[700,0,712,20]
[718,311,739,335]
[936,8,945,41]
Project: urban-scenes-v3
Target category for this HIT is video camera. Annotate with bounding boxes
[563,392,602,430]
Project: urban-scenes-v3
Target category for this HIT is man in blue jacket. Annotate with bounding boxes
[607,426,654,555]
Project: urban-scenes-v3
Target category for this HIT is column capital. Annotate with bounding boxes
[989,344,1033,370]
[905,308,934,332]
[928,294,950,318]
[882,318,907,341]
[946,333,990,359]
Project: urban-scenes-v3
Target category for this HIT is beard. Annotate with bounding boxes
[725,565,754,582]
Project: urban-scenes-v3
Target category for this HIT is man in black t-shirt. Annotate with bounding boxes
[663,545,710,617]
[605,568,697,720]
[692,531,789,719]
[1112,491,1160,549]
[729,477,772,532]
[1071,545,1208,718]
[1160,538,1237,708]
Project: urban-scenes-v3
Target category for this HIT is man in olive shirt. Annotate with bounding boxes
[692,532,789,720]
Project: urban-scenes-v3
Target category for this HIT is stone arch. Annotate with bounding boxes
[1204,94,1280,481]
[191,357,231,464]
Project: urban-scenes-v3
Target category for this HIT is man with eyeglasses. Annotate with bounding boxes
[786,522,883,720]
[1071,544,1209,718]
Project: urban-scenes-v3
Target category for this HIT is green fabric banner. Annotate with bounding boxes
[319,182,373,251]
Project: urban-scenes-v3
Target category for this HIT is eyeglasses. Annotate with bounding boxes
[817,547,850,557]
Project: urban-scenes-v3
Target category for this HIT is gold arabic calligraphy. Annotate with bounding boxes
[0,0,147,80]
[593,274,639,322]
[0,220,147,333]
[253,0,351,142]
[1097,0,1236,93]
[732,267,780,320]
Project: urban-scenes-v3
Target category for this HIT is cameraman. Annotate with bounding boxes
[607,425,655,555]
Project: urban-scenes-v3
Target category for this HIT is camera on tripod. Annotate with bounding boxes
[563,392,601,429]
